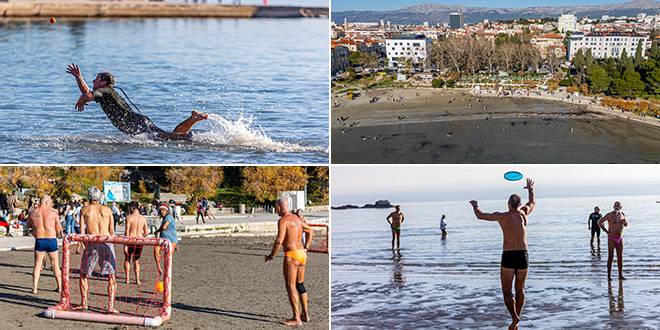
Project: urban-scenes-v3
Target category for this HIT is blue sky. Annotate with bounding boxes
[332,0,630,11]
[331,165,660,205]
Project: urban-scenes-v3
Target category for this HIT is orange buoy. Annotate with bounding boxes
[49,17,56,24]
[154,280,164,293]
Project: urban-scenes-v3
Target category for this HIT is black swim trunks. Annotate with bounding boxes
[93,87,164,135]
[501,250,528,270]
[125,245,143,260]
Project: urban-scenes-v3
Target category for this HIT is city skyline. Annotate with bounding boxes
[332,0,640,11]
[332,166,660,205]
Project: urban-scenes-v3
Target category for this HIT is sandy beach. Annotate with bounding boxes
[0,236,328,329]
[331,88,660,163]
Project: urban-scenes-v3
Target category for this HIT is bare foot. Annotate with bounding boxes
[125,279,130,284]
[72,304,88,311]
[301,314,311,322]
[107,307,120,314]
[32,288,38,294]
[136,280,142,285]
[608,277,612,281]
[619,276,627,280]
[191,110,209,121]
[284,319,302,326]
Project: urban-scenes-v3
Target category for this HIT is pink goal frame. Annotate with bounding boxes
[43,234,173,327]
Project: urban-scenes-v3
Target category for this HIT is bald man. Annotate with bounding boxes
[598,201,628,281]
[470,178,535,330]
[78,187,118,313]
[28,195,63,294]
[265,198,314,326]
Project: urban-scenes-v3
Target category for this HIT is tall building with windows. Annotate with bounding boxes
[449,12,464,30]
[558,14,577,33]
[385,35,432,69]
[567,32,651,60]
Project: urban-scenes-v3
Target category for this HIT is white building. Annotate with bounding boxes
[558,14,577,33]
[385,36,432,69]
[567,32,651,60]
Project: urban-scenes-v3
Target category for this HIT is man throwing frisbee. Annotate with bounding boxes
[470,178,535,330]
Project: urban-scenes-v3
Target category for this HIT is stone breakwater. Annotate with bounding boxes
[0,2,328,18]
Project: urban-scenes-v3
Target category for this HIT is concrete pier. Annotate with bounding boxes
[0,1,328,18]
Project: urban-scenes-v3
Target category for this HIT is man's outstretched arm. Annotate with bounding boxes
[521,178,536,215]
[469,200,501,221]
[66,63,91,95]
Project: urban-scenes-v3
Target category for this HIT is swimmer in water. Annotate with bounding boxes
[67,63,208,140]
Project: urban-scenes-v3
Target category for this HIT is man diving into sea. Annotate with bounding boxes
[66,63,208,140]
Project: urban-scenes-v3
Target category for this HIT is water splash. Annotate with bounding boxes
[191,114,321,153]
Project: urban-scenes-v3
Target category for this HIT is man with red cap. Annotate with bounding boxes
[154,203,178,276]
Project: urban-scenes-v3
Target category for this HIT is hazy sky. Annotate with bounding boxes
[331,165,660,205]
[332,0,630,11]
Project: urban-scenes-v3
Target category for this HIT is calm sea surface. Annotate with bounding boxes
[0,18,328,163]
[332,196,660,329]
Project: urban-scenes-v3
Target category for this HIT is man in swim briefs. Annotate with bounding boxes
[124,201,148,285]
[588,206,602,251]
[265,198,313,326]
[78,187,118,313]
[386,205,404,253]
[598,201,628,281]
[66,63,208,140]
[470,178,535,330]
[28,195,63,294]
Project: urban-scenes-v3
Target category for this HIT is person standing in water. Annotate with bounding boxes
[66,63,208,140]
[588,206,602,251]
[386,205,405,254]
[440,214,448,238]
[598,201,628,281]
[470,178,535,330]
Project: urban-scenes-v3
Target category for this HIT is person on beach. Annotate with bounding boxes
[440,214,447,238]
[588,206,602,251]
[469,178,535,330]
[124,202,148,285]
[386,205,405,253]
[265,198,314,326]
[78,187,118,313]
[598,202,628,281]
[28,195,63,294]
[66,63,208,140]
[196,200,206,224]
[154,203,178,277]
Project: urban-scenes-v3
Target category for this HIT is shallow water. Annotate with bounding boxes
[0,18,328,164]
[332,196,660,328]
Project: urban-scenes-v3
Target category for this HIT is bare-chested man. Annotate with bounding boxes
[265,198,313,326]
[470,178,535,330]
[386,205,405,253]
[78,187,118,313]
[598,201,628,281]
[28,195,63,294]
[124,201,148,285]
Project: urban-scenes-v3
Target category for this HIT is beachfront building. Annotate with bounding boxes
[558,14,578,33]
[331,44,350,75]
[385,35,432,69]
[531,33,566,59]
[449,12,464,30]
[567,32,651,60]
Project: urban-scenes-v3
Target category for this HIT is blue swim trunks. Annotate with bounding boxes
[34,238,58,253]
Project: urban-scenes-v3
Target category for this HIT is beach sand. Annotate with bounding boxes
[331,89,660,163]
[0,236,328,329]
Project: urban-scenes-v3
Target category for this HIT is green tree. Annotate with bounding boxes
[646,67,660,95]
[572,49,587,83]
[634,40,644,67]
[587,64,611,94]
[610,69,645,98]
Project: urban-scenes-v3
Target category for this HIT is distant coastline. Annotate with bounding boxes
[0,2,328,18]
[332,200,394,210]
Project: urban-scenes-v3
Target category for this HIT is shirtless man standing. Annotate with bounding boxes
[265,198,313,326]
[124,202,148,285]
[386,205,405,253]
[78,187,118,313]
[470,178,535,330]
[28,195,63,294]
[66,63,208,140]
[598,201,628,281]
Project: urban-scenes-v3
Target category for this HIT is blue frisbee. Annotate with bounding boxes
[504,171,523,181]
